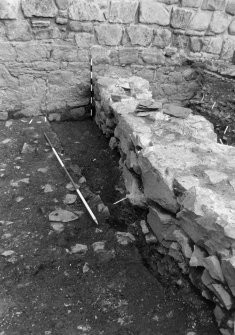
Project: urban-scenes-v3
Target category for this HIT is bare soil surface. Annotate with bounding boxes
[0,117,219,335]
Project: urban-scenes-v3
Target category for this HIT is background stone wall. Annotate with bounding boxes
[0,0,235,119]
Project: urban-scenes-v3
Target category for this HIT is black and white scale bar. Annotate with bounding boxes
[90,57,93,116]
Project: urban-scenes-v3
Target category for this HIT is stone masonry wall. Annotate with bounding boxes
[94,75,235,335]
[1,0,235,120]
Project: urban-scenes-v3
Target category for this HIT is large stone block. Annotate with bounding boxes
[75,33,95,48]
[68,21,94,33]
[153,28,171,48]
[226,0,235,15]
[95,24,123,45]
[22,0,58,17]
[0,0,20,19]
[171,8,193,29]
[229,18,235,35]
[52,44,78,62]
[178,186,235,254]
[127,25,153,46]
[122,166,146,206]
[181,0,202,7]
[209,11,231,34]
[188,10,212,31]
[201,0,226,11]
[5,20,32,41]
[119,48,139,65]
[139,148,179,213]
[68,0,105,21]
[109,0,139,23]
[221,36,235,60]
[91,46,110,65]
[0,42,16,61]
[55,0,69,9]
[15,42,50,62]
[141,48,165,65]
[202,36,223,54]
[140,0,170,26]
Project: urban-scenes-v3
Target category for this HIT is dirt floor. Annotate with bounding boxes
[0,116,220,335]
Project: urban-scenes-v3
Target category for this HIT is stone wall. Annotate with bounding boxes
[1,0,235,119]
[94,75,235,335]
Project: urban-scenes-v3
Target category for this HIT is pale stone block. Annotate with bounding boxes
[201,0,226,11]
[188,10,212,31]
[68,0,105,21]
[22,0,58,17]
[140,0,170,26]
[75,33,95,49]
[209,11,232,34]
[226,0,235,15]
[212,284,233,310]
[68,21,94,33]
[141,48,165,65]
[221,36,235,59]
[171,8,193,29]
[91,46,110,65]
[122,166,146,207]
[229,18,235,35]
[55,0,69,9]
[0,0,20,19]
[153,27,171,48]
[52,45,78,62]
[95,24,123,46]
[127,25,153,46]
[181,0,202,7]
[202,36,223,54]
[0,42,16,61]
[15,42,50,62]
[109,0,139,23]
[5,20,32,41]
[205,170,228,184]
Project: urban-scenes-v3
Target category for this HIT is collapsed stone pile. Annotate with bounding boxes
[94,75,235,335]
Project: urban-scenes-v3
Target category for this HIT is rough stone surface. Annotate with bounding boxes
[5,20,32,41]
[188,11,212,31]
[127,25,153,46]
[226,0,235,15]
[171,8,193,29]
[68,0,105,21]
[140,0,170,26]
[109,0,139,23]
[0,0,20,19]
[209,11,231,34]
[201,0,226,11]
[95,24,123,45]
[21,0,58,18]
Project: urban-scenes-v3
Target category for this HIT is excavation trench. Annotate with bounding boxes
[51,118,220,335]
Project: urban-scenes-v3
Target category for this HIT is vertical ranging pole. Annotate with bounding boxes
[90,57,93,117]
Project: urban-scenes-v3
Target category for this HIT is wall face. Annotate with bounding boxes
[0,0,235,119]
